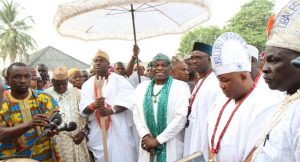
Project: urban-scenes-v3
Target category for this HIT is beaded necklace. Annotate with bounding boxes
[152,85,163,103]
[190,71,212,107]
[185,71,212,127]
[253,70,262,85]
[210,84,255,162]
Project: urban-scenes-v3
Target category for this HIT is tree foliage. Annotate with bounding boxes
[0,0,37,64]
[177,0,275,57]
[225,0,274,51]
[176,26,223,58]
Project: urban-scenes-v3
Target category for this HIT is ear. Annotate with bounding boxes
[208,57,212,64]
[68,77,73,83]
[240,72,247,81]
[170,69,175,76]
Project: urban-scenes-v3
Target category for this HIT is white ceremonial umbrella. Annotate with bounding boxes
[54,0,211,42]
[54,0,210,83]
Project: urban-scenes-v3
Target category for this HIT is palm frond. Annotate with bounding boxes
[0,0,37,63]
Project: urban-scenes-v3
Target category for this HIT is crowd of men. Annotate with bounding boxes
[0,1,300,162]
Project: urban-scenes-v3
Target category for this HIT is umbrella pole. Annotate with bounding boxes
[100,116,108,162]
[130,4,141,83]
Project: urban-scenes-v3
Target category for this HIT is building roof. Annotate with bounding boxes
[28,46,89,70]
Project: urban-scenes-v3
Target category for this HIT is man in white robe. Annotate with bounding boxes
[133,53,190,162]
[241,45,284,161]
[248,44,284,103]
[207,32,279,162]
[45,66,90,162]
[79,50,137,162]
[183,42,222,161]
[249,1,300,161]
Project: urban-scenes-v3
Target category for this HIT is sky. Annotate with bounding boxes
[3,0,290,68]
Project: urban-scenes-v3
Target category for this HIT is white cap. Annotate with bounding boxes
[247,44,259,60]
[212,32,251,76]
[266,0,300,53]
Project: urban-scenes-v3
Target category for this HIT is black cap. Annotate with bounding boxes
[192,42,212,56]
[291,56,300,68]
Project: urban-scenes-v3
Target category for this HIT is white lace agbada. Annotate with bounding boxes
[45,86,90,162]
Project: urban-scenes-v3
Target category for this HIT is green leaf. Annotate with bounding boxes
[0,0,37,63]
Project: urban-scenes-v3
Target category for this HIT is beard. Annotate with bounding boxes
[17,86,29,94]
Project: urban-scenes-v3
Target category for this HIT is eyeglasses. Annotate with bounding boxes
[190,56,209,60]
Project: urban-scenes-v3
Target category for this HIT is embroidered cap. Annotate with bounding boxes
[152,53,171,65]
[94,49,110,62]
[192,42,212,56]
[212,32,251,76]
[68,67,80,78]
[266,0,300,53]
[53,66,68,80]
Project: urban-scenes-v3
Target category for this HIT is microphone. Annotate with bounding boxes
[44,111,62,133]
[58,122,77,132]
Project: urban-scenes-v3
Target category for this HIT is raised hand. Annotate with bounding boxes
[133,45,140,58]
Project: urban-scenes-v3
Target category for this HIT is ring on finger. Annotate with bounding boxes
[142,144,147,149]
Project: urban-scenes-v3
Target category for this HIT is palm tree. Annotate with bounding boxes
[0,0,36,64]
